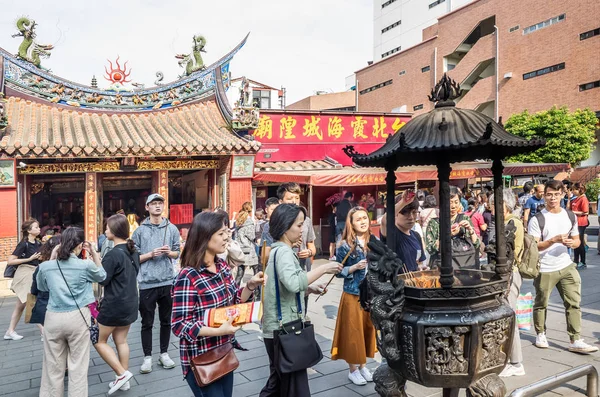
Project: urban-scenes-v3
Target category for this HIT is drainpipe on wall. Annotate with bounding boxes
[355,77,359,112]
[494,25,499,122]
[434,47,438,86]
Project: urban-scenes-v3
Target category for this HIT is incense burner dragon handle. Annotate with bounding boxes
[364,238,408,397]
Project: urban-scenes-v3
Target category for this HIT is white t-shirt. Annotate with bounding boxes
[528,209,578,273]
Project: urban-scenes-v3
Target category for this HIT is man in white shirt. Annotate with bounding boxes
[528,180,598,354]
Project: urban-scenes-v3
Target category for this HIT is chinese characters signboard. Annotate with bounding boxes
[251,113,409,144]
[85,173,98,244]
[251,112,411,165]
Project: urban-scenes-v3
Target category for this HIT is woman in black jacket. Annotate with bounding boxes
[94,214,140,395]
[29,236,62,333]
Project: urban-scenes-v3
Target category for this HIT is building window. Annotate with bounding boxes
[580,28,600,40]
[523,14,565,35]
[429,0,446,9]
[252,90,271,109]
[422,65,431,73]
[579,80,600,92]
[382,46,402,58]
[382,20,401,34]
[523,62,565,80]
[359,79,393,95]
[413,104,424,111]
[399,70,406,76]
[509,25,520,33]
[382,0,397,8]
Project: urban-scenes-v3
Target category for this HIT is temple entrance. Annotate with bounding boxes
[30,176,86,234]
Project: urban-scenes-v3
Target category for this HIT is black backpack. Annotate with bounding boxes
[534,210,576,240]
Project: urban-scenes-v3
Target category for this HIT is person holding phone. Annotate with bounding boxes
[131,193,181,374]
[381,191,427,272]
[331,207,377,386]
[4,219,42,341]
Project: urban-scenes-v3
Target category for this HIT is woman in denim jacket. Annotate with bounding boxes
[331,207,377,386]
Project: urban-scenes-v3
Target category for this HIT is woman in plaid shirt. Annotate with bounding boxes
[171,211,265,397]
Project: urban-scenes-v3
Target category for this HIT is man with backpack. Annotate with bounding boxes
[528,180,598,354]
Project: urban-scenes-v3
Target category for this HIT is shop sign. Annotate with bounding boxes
[251,113,409,144]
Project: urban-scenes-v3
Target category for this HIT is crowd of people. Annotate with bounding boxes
[2,179,598,396]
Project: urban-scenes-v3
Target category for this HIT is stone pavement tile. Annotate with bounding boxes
[0,379,31,396]
[406,382,443,397]
[239,364,271,382]
[234,372,251,386]
[312,358,351,375]
[344,379,377,396]
[232,378,270,397]
[237,356,271,373]
[1,368,42,385]
[145,384,191,396]
[309,369,357,394]
[0,362,33,377]
[312,385,363,396]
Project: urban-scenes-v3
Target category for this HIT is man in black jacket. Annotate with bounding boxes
[335,191,354,241]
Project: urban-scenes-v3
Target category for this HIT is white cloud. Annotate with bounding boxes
[0,0,373,103]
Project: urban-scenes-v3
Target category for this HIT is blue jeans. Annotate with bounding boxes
[185,370,234,397]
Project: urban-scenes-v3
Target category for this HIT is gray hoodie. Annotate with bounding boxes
[131,217,180,290]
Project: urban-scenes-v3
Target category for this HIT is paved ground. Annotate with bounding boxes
[1,239,599,396]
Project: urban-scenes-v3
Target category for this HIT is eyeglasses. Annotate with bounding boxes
[544,193,562,198]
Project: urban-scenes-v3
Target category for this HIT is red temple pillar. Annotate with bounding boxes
[85,173,98,245]
[152,170,169,217]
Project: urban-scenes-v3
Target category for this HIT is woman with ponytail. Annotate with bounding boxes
[95,214,141,394]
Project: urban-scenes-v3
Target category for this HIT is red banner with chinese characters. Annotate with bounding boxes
[85,173,98,245]
[251,111,411,165]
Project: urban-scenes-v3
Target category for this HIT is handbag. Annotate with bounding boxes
[190,268,239,386]
[190,343,239,387]
[24,293,37,323]
[56,260,99,345]
[3,265,16,278]
[272,249,323,374]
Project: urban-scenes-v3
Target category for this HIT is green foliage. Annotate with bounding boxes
[585,178,600,202]
[505,107,598,166]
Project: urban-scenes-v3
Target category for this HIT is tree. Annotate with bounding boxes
[505,107,598,166]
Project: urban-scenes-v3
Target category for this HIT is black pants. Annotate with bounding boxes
[574,225,587,265]
[139,285,173,356]
[259,338,310,397]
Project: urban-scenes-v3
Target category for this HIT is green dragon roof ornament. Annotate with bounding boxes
[175,35,207,76]
[12,17,54,68]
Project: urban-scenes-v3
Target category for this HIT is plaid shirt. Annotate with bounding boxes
[171,259,245,376]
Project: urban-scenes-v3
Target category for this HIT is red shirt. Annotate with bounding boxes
[465,210,485,237]
[171,259,248,376]
[570,195,589,227]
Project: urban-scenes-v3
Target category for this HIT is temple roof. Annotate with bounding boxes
[0,96,259,158]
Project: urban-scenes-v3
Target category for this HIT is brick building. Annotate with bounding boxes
[286,91,356,111]
[357,0,600,122]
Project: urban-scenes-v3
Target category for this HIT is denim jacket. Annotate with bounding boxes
[36,254,106,313]
[336,240,367,295]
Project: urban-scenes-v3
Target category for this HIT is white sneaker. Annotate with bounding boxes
[140,356,153,374]
[108,371,133,395]
[535,333,549,348]
[568,339,599,354]
[159,353,176,369]
[348,369,367,386]
[359,367,373,382]
[109,380,130,391]
[499,363,526,377]
[3,331,23,340]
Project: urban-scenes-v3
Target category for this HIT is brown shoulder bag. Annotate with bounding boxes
[190,342,239,387]
[190,269,239,387]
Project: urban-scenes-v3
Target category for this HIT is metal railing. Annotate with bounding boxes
[509,364,598,397]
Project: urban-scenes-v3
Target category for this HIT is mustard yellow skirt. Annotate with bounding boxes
[331,292,377,364]
[11,265,36,303]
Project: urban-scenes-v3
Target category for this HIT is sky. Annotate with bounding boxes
[0,0,373,104]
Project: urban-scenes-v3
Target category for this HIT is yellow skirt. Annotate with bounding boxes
[331,292,377,364]
[11,265,36,303]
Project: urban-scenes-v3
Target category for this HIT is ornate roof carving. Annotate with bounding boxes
[0,33,248,112]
